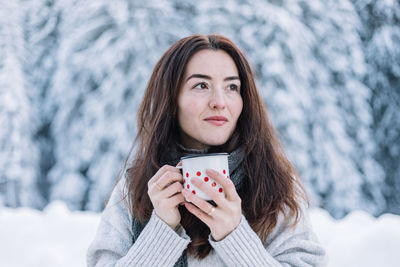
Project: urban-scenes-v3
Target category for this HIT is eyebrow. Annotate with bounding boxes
[185,74,240,82]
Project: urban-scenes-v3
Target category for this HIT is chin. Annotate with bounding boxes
[203,137,230,147]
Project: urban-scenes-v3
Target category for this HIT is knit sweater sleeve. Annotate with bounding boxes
[86,179,191,267]
[209,205,327,266]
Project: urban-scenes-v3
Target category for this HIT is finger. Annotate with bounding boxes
[168,193,185,207]
[206,168,239,201]
[157,171,183,190]
[184,202,213,226]
[160,181,184,198]
[158,193,185,211]
[148,165,181,186]
[175,161,183,173]
[190,177,227,207]
[182,188,219,215]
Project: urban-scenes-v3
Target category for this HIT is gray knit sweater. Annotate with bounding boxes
[86,177,326,266]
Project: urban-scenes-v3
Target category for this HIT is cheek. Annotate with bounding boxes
[180,95,203,115]
[232,98,243,121]
[178,99,201,127]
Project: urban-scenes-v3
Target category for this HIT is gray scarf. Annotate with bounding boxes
[130,144,245,266]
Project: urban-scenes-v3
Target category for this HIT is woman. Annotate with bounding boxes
[87,34,326,266]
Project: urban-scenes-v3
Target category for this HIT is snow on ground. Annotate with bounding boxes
[1,202,399,267]
[0,202,100,267]
[309,208,400,266]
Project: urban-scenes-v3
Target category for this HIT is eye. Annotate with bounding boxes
[228,84,240,91]
[194,82,209,90]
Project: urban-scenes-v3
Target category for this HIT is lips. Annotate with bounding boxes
[204,116,228,126]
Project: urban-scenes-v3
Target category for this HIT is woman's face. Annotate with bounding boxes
[177,49,243,149]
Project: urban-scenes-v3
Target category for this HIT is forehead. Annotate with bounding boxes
[184,49,239,77]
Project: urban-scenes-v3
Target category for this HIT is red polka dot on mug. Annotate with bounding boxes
[179,152,229,201]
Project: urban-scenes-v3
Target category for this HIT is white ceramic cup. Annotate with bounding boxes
[179,153,229,200]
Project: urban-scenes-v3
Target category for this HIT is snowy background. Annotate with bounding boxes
[0,0,399,265]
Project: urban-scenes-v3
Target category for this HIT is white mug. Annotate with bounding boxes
[179,153,229,200]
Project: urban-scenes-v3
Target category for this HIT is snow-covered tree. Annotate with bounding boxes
[279,0,386,217]
[22,0,62,207]
[0,0,42,208]
[352,0,400,214]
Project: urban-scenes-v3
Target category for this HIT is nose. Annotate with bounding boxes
[209,89,226,110]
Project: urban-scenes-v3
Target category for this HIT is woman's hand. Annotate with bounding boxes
[147,164,185,230]
[182,168,242,241]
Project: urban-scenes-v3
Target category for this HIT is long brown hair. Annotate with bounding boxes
[122,34,306,259]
